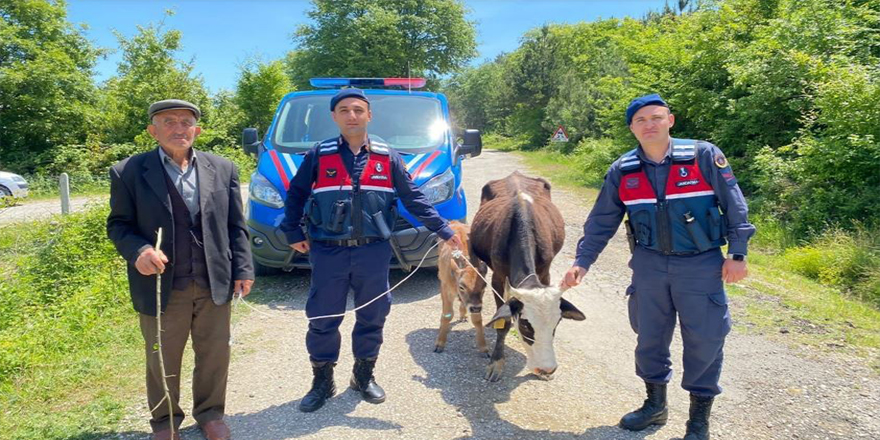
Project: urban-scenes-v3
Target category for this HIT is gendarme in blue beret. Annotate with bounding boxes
[626,93,668,125]
[148,99,201,121]
[330,88,369,111]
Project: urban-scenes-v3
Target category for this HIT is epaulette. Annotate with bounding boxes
[369,140,390,155]
[618,149,642,172]
[317,138,339,155]
[671,138,697,162]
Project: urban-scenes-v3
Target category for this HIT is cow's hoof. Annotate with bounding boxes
[485,359,505,382]
[433,344,445,353]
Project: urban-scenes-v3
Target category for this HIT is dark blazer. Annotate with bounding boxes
[107,147,254,316]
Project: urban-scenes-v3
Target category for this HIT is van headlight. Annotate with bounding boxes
[420,168,455,205]
[250,173,284,208]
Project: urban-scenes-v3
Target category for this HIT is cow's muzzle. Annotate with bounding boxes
[533,366,557,380]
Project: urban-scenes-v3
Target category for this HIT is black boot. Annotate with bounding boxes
[619,382,668,431]
[350,357,386,404]
[683,394,714,440]
[298,361,336,412]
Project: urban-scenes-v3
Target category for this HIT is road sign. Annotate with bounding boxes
[551,125,569,142]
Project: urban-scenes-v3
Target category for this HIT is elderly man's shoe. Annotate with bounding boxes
[152,429,180,440]
[199,419,231,440]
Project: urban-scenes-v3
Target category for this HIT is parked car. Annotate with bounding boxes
[0,171,29,199]
[242,77,482,274]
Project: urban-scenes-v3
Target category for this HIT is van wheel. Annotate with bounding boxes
[0,186,11,198]
[254,258,281,276]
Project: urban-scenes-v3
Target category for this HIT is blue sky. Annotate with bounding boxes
[67,0,669,93]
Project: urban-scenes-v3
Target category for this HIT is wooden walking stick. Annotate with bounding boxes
[148,228,176,435]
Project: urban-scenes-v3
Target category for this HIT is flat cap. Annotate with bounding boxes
[330,88,369,111]
[148,99,201,120]
[626,93,668,125]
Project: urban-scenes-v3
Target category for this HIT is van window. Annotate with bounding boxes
[272,94,447,152]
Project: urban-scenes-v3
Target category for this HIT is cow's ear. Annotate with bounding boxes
[560,298,586,321]
[539,177,552,192]
[486,299,523,328]
[480,182,496,203]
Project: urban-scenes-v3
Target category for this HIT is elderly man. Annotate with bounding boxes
[107,99,254,440]
[561,94,755,440]
[281,88,462,413]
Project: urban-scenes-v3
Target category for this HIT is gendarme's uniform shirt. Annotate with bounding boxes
[281,137,454,245]
[574,138,755,270]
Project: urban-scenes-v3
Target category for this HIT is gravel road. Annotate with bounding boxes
[112,150,880,440]
[0,195,106,226]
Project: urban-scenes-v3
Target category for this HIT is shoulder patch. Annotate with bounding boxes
[714,152,729,169]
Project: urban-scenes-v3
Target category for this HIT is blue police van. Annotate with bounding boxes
[241,77,482,274]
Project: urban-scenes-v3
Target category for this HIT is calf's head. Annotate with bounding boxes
[452,254,488,313]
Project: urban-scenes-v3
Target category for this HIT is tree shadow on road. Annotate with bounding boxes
[406,327,659,440]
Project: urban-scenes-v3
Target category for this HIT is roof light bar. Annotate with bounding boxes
[309,77,427,89]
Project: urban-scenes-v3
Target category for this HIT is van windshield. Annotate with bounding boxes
[272,94,447,153]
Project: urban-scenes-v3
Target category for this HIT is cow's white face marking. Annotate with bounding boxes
[518,192,534,204]
[508,285,564,375]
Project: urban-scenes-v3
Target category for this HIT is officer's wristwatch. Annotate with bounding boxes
[728,253,746,262]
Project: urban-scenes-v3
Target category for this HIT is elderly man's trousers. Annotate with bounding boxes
[139,281,230,432]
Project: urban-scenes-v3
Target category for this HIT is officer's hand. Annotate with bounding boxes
[722,258,748,284]
[560,266,588,289]
[290,240,310,253]
[135,247,168,276]
[445,234,463,251]
[234,279,254,298]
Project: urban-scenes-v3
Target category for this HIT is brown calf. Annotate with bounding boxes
[434,221,489,354]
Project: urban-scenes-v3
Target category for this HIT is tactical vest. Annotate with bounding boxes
[306,138,396,241]
[618,139,727,255]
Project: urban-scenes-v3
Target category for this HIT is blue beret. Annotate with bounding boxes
[330,88,370,111]
[626,94,668,125]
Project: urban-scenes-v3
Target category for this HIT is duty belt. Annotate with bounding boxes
[317,237,383,247]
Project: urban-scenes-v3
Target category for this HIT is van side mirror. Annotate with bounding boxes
[242,128,260,155]
[457,129,482,159]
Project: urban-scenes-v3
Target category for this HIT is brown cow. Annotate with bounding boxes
[434,221,489,354]
[470,171,585,381]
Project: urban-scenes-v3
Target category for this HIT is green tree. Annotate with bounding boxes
[443,58,508,134]
[287,0,476,89]
[0,0,102,170]
[235,59,292,135]
[196,90,255,178]
[101,13,209,145]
